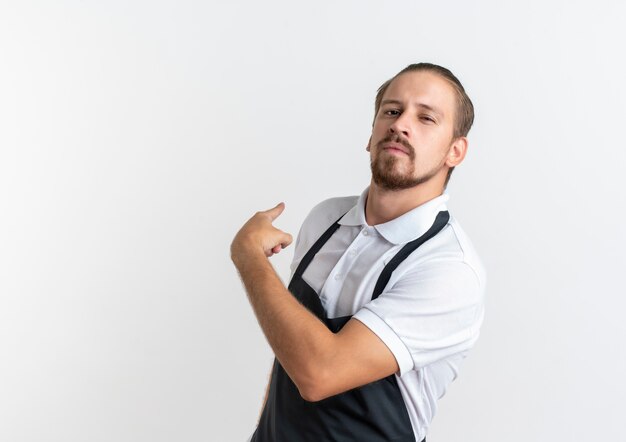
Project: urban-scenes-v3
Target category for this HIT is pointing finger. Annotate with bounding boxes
[264,202,285,221]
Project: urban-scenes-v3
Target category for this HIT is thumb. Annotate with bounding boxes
[264,202,285,221]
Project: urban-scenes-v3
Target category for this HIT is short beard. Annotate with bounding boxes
[370,135,443,191]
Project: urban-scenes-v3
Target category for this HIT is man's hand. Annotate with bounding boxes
[231,202,294,262]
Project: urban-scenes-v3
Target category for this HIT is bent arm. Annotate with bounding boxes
[232,249,399,402]
[230,204,401,401]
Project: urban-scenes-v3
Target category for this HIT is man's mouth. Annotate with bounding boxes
[382,143,409,155]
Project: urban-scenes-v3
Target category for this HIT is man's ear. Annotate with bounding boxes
[366,136,371,152]
[446,136,468,168]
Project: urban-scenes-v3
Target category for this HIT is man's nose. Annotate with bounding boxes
[389,113,410,138]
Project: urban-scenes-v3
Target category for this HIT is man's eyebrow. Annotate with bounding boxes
[380,99,444,118]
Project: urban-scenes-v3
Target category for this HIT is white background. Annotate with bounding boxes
[1,1,625,441]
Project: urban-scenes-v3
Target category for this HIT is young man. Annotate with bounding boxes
[231,63,486,442]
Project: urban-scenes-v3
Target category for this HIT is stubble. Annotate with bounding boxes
[370,135,442,191]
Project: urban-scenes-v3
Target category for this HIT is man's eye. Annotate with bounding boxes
[385,109,400,116]
[420,115,435,123]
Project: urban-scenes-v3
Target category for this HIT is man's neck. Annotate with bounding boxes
[364,179,445,226]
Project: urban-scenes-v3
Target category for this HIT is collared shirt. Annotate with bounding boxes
[288,185,486,441]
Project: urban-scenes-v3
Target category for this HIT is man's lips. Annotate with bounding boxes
[382,142,410,155]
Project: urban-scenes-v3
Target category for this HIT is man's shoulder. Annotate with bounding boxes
[288,194,358,277]
[432,215,487,289]
[305,195,358,225]
[295,194,358,246]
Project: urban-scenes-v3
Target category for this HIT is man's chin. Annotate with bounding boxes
[372,174,413,191]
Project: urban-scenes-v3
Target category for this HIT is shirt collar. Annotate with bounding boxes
[339,185,450,245]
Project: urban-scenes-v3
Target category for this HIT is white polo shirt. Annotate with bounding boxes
[288,185,486,441]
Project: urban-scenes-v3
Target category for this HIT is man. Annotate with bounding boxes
[231,63,486,442]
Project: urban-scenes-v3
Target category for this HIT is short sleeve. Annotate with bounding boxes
[353,260,484,374]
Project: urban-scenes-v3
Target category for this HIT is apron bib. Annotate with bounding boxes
[252,210,450,442]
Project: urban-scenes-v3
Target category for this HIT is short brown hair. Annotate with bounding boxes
[373,63,475,187]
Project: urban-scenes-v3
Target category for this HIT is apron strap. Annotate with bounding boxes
[371,211,450,301]
[292,211,348,279]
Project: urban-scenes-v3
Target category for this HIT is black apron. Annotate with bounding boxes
[252,210,450,442]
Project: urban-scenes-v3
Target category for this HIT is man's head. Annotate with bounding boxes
[366,63,474,191]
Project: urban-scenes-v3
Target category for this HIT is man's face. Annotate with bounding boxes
[367,70,458,191]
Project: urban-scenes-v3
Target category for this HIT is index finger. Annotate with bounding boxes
[263,202,286,222]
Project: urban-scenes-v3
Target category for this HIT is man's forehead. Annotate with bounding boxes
[383,71,456,113]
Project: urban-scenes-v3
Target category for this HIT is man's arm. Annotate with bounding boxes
[231,203,399,402]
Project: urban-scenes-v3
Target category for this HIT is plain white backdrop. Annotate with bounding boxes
[1,1,625,441]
